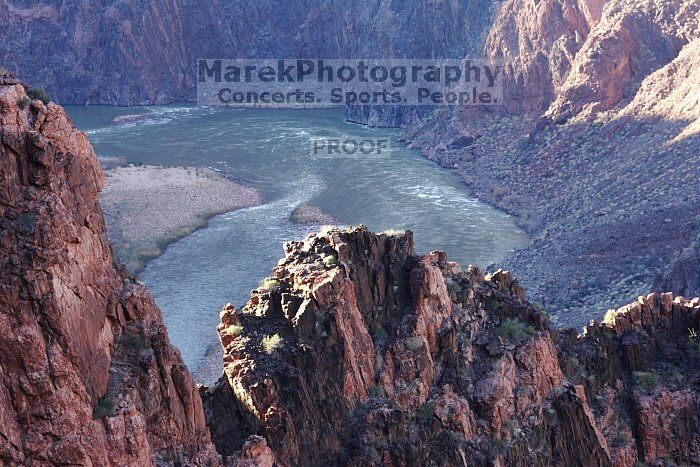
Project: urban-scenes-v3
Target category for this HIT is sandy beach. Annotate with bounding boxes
[100,165,262,273]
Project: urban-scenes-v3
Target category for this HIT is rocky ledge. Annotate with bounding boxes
[205,225,699,466]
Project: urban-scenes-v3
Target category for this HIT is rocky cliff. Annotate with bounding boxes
[404,0,700,326]
[0,79,219,465]
[0,0,492,106]
[204,226,700,466]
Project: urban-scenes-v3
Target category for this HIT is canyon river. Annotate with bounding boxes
[67,106,528,381]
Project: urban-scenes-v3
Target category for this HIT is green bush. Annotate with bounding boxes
[93,397,116,418]
[323,256,338,266]
[494,318,535,342]
[122,334,149,350]
[16,95,30,109]
[27,86,50,104]
[262,333,283,354]
[633,372,660,392]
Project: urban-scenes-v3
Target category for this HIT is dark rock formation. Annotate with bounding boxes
[204,226,700,466]
[0,81,219,464]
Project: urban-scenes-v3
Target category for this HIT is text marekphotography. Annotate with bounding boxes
[197,59,503,108]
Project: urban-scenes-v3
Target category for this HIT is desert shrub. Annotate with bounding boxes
[262,333,283,354]
[382,229,403,236]
[495,318,535,342]
[602,309,617,326]
[323,256,338,266]
[491,438,508,455]
[610,432,629,448]
[633,372,660,392]
[417,402,434,423]
[260,278,280,291]
[27,86,50,104]
[122,334,149,350]
[371,436,389,448]
[670,372,684,384]
[459,366,473,380]
[689,328,700,352]
[371,325,389,342]
[405,336,424,350]
[445,277,461,295]
[16,95,30,109]
[369,384,386,398]
[93,397,115,418]
[535,304,551,322]
[222,324,243,337]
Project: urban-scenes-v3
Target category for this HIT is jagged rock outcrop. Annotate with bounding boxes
[0,82,219,465]
[204,226,700,466]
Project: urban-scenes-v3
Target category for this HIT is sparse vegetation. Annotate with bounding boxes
[610,432,629,448]
[633,372,660,392]
[405,336,424,350]
[445,277,462,295]
[670,372,684,384]
[122,334,149,350]
[369,384,386,398]
[260,278,280,291]
[417,402,434,423]
[535,304,551,322]
[93,397,116,419]
[262,333,283,354]
[323,255,338,266]
[371,436,389,449]
[494,318,535,342]
[222,324,243,337]
[16,95,30,109]
[689,328,700,352]
[382,229,403,236]
[371,325,389,342]
[602,309,618,326]
[27,86,51,104]
[491,438,508,455]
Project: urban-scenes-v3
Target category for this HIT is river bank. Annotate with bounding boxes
[100,165,262,274]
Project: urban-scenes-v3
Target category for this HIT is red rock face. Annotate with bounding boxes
[0,82,219,465]
[205,226,700,466]
[485,0,698,119]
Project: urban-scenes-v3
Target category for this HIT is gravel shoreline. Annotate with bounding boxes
[100,165,262,274]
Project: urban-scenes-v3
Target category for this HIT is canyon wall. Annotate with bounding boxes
[404,0,700,326]
[0,78,219,465]
[204,225,700,466]
[0,0,492,105]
